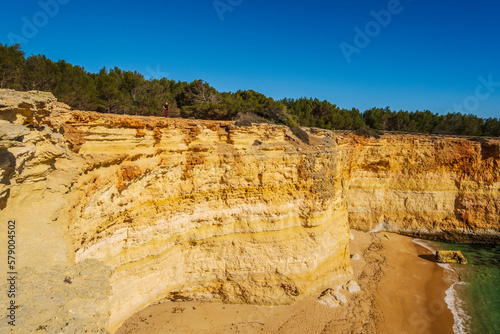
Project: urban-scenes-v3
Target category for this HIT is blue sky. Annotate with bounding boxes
[1,0,499,118]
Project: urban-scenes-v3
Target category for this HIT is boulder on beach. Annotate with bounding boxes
[317,288,347,307]
[343,280,361,293]
[350,253,361,261]
[435,250,468,264]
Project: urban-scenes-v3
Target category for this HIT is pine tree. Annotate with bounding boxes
[0,43,25,89]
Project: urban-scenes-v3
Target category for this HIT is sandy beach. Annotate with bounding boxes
[117,231,455,334]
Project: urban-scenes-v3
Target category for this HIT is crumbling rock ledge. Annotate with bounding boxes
[0,89,498,333]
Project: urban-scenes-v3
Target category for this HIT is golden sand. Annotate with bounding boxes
[117,231,454,334]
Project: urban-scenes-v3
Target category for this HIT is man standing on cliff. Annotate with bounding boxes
[163,102,169,117]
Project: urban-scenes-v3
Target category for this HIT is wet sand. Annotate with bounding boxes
[117,231,455,334]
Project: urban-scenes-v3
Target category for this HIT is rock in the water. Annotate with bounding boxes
[435,250,468,264]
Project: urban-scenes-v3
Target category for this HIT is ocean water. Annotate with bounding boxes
[437,242,500,334]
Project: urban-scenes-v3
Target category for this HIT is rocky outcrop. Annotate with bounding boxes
[0,89,69,125]
[66,115,352,332]
[435,250,468,264]
[0,89,498,333]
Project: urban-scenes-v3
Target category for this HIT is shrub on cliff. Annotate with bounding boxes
[234,112,267,127]
[281,97,365,131]
[355,127,381,139]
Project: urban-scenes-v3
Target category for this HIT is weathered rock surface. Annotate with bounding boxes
[1,260,112,333]
[0,90,351,333]
[343,280,361,293]
[0,89,498,333]
[317,288,348,307]
[344,134,500,243]
[435,250,468,264]
[0,89,69,125]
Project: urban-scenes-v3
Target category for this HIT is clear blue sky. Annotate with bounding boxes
[1,0,499,118]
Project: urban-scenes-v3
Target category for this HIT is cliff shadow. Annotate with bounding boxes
[418,254,436,263]
[0,148,15,210]
[480,141,500,160]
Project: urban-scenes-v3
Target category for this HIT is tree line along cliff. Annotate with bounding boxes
[1,42,500,136]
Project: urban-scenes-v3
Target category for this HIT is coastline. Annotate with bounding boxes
[117,231,455,334]
[413,239,470,334]
[368,232,455,334]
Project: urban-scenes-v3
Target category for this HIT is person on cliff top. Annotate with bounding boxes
[163,102,169,117]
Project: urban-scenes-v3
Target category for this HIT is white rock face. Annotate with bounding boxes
[318,288,348,307]
[343,280,361,293]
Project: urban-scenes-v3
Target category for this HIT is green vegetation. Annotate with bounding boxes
[1,43,499,136]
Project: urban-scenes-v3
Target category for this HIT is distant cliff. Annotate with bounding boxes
[344,133,500,243]
[0,89,498,333]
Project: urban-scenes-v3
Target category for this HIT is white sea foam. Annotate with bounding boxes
[437,262,454,271]
[412,238,436,252]
[445,281,470,334]
[412,238,470,333]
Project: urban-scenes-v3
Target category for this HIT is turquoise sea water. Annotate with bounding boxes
[437,243,500,334]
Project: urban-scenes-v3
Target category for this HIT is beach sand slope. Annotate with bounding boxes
[117,231,454,334]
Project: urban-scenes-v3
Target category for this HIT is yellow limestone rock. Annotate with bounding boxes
[0,89,499,333]
[344,134,500,243]
[0,90,352,333]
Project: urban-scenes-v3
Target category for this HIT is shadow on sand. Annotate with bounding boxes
[418,254,436,263]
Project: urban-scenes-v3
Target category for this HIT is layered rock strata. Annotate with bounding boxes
[343,134,500,243]
[0,89,499,333]
[0,90,351,333]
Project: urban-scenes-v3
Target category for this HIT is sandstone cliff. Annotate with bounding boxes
[0,90,351,333]
[343,133,500,243]
[0,90,498,333]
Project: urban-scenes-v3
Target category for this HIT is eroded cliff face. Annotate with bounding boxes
[343,135,500,243]
[0,90,499,333]
[64,113,352,333]
[0,90,351,333]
